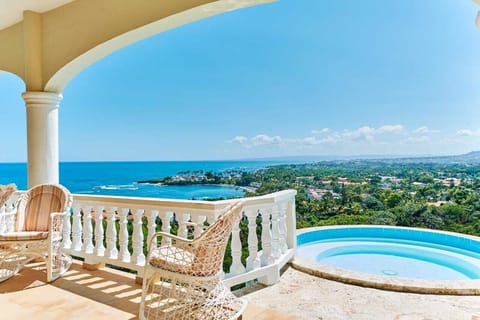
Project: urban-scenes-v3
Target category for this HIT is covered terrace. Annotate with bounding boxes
[0,0,480,319]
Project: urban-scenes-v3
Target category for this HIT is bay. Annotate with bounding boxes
[0,160,285,200]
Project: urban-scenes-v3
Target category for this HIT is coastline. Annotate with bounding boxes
[137,181,256,193]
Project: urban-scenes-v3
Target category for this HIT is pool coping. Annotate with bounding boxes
[293,225,480,295]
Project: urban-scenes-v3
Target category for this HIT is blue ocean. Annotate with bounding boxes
[0,161,286,200]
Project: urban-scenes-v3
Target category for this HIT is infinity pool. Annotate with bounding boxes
[296,226,480,293]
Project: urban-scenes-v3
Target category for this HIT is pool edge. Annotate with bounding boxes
[294,226,480,296]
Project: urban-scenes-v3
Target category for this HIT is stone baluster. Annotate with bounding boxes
[229,213,245,275]
[131,209,145,265]
[105,207,118,259]
[193,214,206,239]
[178,213,190,238]
[118,208,131,262]
[260,207,274,266]
[270,204,281,259]
[278,202,288,254]
[146,210,158,250]
[62,208,72,249]
[94,207,105,256]
[286,197,297,249]
[246,207,260,271]
[71,204,83,251]
[82,206,94,253]
[160,211,172,246]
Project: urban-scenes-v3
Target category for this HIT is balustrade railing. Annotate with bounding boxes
[1,189,297,288]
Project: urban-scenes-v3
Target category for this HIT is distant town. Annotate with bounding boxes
[139,152,480,236]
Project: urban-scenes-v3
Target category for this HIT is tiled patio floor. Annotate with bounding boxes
[5,259,478,320]
[0,260,299,320]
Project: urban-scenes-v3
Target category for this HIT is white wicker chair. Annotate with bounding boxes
[140,201,247,320]
[0,184,72,282]
[0,184,16,209]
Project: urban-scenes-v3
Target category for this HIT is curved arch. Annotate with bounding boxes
[45,0,274,92]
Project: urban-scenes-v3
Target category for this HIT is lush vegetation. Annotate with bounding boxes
[134,160,480,273]
[239,161,480,237]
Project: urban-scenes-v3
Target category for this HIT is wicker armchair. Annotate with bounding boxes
[0,184,16,209]
[140,201,247,320]
[0,184,72,282]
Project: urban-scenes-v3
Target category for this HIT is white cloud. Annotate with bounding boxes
[333,125,403,142]
[251,134,282,146]
[311,128,330,135]
[229,134,283,148]
[228,124,450,152]
[456,129,480,137]
[228,136,248,145]
[413,126,439,134]
[377,125,404,134]
[340,126,375,141]
[287,136,322,145]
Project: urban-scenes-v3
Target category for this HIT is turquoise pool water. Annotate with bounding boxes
[297,227,480,280]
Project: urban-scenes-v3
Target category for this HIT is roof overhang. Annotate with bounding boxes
[0,0,75,30]
[0,0,276,91]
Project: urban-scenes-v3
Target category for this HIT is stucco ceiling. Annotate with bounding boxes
[0,0,74,30]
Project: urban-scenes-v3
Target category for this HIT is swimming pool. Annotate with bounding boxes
[294,226,480,294]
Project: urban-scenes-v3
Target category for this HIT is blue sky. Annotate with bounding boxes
[1,0,480,162]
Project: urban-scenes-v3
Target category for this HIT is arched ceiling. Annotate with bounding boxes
[0,0,75,30]
[0,0,275,92]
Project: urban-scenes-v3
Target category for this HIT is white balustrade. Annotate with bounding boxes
[62,209,72,249]
[270,204,281,259]
[118,208,131,262]
[131,209,145,265]
[286,197,297,249]
[246,208,260,271]
[82,206,94,254]
[230,216,246,275]
[193,214,206,238]
[160,211,172,246]
[278,202,288,254]
[0,189,296,287]
[105,207,118,259]
[260,207,273,266]
[178,213,190,239]
[94,207,105,256]
[71,204,83,251]
[146,209,158,248]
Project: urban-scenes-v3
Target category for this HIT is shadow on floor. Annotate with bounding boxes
[0,260,141,319]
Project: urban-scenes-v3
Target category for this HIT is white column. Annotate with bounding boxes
[22,92,62,188]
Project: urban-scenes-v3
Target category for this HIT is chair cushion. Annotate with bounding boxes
[149,246,195,274]
[0,231,48,241]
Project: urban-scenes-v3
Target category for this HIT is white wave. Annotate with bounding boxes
[96,184,139,191]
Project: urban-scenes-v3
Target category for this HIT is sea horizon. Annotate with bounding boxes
[0,160,286,200]
[1,151,478,199]
[0,149,474,165]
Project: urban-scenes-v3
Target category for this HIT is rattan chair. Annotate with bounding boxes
[0,184,16,209]
[0,184,72,282]
[139,201,247,320]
